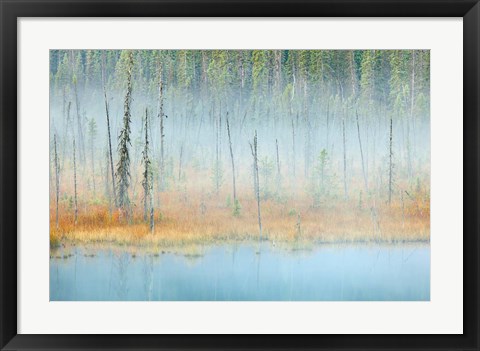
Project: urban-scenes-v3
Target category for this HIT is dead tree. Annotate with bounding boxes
[249,131,262,241]
[408,50,415,179]
[304,118,312,178]
[73,138,78,225]
[71,51,86,164]
[142,108,151,222]
[61,101,72,170]
[54,134,60,229]
[149,183,155,234]
[291,119,296,178]
[400,190,405,230]
[325,100,330,150]
[101,51,117,207]
[104,145,112,217]
[213,103,222,194]
[178,145,184,181]
[216,106,219,192]
[226,113,236,202]
[88,118,97,197]
[356,110,368,192]
[140,108,155,233]
[388,115,394,205]
[342,114,348,200]
[275,138,281,192]
[157,63,165,192]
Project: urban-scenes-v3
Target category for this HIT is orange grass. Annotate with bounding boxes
[50,165,430,248]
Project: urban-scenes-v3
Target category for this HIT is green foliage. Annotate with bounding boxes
[115,50,134,211]
[207,50,231,99]
[389,50,411,115]
[309,149,336,207]
[359,50,381,112]
[232,199,242,217]
[50,50,429,122]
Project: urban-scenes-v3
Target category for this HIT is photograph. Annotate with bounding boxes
[49,49,430,301]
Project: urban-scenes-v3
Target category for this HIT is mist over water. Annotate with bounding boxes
[50,243,430,301]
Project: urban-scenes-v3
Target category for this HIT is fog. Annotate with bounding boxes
[49,50,430,230]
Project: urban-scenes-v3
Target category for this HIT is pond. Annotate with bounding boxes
[50,242,430,301]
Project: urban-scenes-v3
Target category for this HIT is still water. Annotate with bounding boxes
[50,243,430,301]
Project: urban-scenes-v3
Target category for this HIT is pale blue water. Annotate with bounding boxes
[50,243,430,301]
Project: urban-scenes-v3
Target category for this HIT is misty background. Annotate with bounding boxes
[49,49,430,224]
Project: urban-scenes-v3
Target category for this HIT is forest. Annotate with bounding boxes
[49,49,430,249]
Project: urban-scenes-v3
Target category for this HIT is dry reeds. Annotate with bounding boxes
[50,165,430,248]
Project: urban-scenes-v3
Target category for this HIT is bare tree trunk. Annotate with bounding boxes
[372,119,377,192]
[142,107,154,234]
[401,190,405,231]
[356,110,368,192]
[275,138,281,192]
[215,103,220,193]
[54,134,60,229]
[61,94,68,169]
[325,100,330,150]
[365,118,369,183]
[73,138,78,225]
[157,68,165,192]
[62,101,72,170]
[72,69,85,164]
[90,127,96,197]
[101,52,117,207]
[143,110,149,222]
[104,146,112,218]
[226,114,236,202]
[304,122,310,178]
[149,182,155,234]
[249,131,262,241]
[291,119,296,178]
[178,145,183,181]
[342,116,348,200]
[218,103,223,167]
[388,115,393,205]
[409,50,416,178]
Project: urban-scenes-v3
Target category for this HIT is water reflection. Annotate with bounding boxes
[50,243,430,301]
[114,252,130,300]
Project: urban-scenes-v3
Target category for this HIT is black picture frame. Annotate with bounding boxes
[1,1,478,350]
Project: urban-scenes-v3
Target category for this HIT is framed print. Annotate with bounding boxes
[1,0,479,350]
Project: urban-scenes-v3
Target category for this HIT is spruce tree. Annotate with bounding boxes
[115,50,134,219]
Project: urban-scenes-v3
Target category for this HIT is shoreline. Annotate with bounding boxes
[50,235,430,256]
